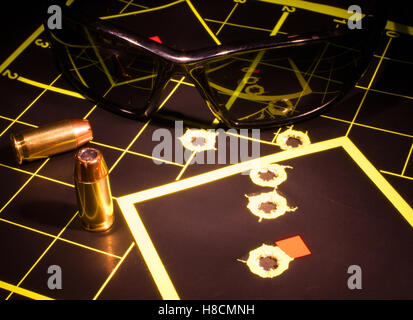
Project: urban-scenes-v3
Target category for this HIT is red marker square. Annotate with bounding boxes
[276,235,311,259]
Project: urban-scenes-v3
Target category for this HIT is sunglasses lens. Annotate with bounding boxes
[205,32,370,125]
[48,17,159,114]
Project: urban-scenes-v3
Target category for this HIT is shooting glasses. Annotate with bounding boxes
[45,3,386,128]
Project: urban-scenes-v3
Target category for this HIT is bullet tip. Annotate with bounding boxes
[74,147,108,183]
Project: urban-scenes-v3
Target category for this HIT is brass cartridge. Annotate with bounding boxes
[74,147,114,232]
[10,119,93,164]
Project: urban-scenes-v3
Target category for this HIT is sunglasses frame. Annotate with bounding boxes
[45,6,386,128]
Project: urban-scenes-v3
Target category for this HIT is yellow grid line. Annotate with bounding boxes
[56,238,122,259]
[0,25,44,74]
[320,115,413,139]
[380,170,413,181]
[84,28,116,87]
[170,78,194,87]
[206,14,413,37]
[113,74,157,87]
[258,0,364,20]
[225,130,279,146]
[100,0,185,20]
[108,76,186,174]
[401,142,413,176]
[117,0,148,9]
[16,76,85,99]
[292,42,328,109]
[108,121,151,174]
[0,115,37,128]
[66,47,89,88]
[185,0,222,45]
[345,37,393,136]
[0,217,122,259]
[233,56,342,84]
[0,159,50,215]
[204,18,277,34]
[0,74,62,138]
[215,3,238,36]
[374,55,413,66]
[82,104,99,120]
[175,150,196,180]
[5,211,78,300]
[83,86,113,119]
[321,59,334,104]
[270,11,290,36]
[90,141,185,168]
[271,127,283,143]
[342,138,413,226]
[93,242,135,300]
[355,85,413,101]
[0,162,75,188]
[118,0,136,14]
[0,280,53,300]
[0,217,62,241]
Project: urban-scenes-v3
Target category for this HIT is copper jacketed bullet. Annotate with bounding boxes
[10,119,93,165]
[74,147,114,232]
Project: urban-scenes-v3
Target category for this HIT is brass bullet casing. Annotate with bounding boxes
[74,147,114,232]
[10,119,93,165]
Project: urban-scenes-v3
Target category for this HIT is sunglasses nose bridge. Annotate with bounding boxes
[169,63,191,77]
